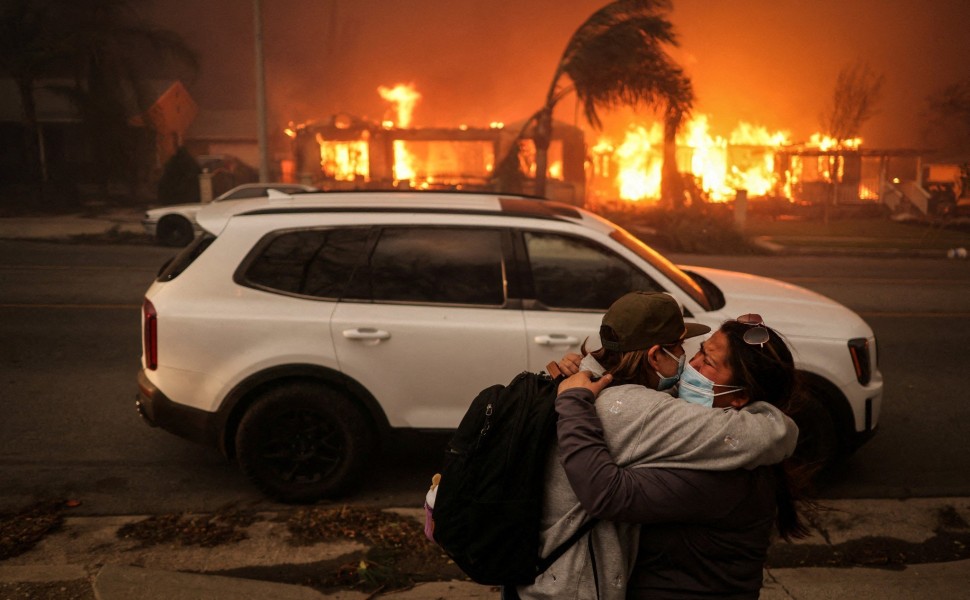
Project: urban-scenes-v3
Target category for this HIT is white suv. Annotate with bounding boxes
[136,191,882,502]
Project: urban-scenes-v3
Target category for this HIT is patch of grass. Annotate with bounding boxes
[744,216,970,250]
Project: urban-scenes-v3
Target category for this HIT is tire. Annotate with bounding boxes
[156,215,195,247]
[789,385,840,474]
[235,382,375,503]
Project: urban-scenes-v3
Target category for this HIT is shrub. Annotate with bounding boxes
[157,147,200,204]
[602,203,765,254]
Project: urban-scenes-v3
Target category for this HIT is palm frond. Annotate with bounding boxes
[547,1,691,129]
[567,20,692,127]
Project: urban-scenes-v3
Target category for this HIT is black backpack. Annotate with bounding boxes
[431,365,597,585]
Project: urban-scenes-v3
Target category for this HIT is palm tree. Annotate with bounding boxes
[0,0,197,194]
[500,0,693,200]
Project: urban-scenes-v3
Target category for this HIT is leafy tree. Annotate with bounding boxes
[818,61,884,223]
[922,77,970,157]
[0,0,197,196]
[498,0,693,200]
[820,61,885,142]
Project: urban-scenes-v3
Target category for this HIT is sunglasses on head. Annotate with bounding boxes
[736,313,770,347]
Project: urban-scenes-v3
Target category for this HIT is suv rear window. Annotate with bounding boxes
[156,234,216,281]
[240,227,371,298]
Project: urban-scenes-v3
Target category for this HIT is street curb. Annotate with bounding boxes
[751,235,949,258]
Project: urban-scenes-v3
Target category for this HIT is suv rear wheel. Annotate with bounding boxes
[235,382,375,503]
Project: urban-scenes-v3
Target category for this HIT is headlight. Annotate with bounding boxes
[847,338,871,385]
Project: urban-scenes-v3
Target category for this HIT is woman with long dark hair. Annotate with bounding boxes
[553,315,811,599]
[511,295,799,600]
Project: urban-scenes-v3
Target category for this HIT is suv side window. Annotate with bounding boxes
[345,227,506,306]
[241,228,371,298]
[523,231,662,310]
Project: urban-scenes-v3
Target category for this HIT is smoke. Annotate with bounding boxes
[149,0,970,149]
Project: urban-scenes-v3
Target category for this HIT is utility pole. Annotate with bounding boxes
[253,0,270,182]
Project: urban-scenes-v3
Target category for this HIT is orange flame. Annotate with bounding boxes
[316,133,369,181]
[378,83,422,182]
[600,115,790,202]
[297,83,875,204]
[378,83,421,128]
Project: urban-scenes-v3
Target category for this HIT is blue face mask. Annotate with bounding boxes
[678,362,743,407]
[655,347,685,391]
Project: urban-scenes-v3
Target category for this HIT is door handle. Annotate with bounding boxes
[343,328,391,341]
[534,334,580,346]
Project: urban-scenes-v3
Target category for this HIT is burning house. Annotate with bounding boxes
[273,84,927,216]
[586,116,922,214]
[285,116,587,205]
[283,84,587,205]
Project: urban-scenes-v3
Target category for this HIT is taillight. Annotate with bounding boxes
[143,298,157,370]
[848,338,871,385]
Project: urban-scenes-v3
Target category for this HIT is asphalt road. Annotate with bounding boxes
[1,241,968,515]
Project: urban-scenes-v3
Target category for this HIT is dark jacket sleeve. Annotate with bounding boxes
[556,389,751,523]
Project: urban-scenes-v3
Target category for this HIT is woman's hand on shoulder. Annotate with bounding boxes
[558,371,612,398]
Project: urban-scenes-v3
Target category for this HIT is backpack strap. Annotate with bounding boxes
[535,517,599,576]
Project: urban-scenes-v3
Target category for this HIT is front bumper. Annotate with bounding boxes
[141,219,157,237]
[136,370,221,450]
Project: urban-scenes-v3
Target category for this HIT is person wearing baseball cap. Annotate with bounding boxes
[596,291,709,392]
[556,291,710,393]
[511,292,798,600]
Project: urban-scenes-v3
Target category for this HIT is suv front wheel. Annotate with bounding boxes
[789,380,841,474]
[235,382,375,503]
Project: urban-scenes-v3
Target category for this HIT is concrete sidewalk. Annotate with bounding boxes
[2,498,969,599]
[0,208,147,241]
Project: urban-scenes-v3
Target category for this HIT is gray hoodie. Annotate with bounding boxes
[515,354,799,600]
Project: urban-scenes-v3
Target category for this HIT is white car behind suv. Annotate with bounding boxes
[142,182,319,246]
[136,191,882,502]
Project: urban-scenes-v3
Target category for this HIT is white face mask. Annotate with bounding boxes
[677,362,743,407]
[655,347,685,391]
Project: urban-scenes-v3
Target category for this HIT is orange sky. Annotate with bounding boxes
[150,0,970,149]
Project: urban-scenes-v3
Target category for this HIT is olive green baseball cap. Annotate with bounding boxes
[600,291,710,352]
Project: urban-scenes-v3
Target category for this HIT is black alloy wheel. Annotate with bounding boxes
[235,382,375,503]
